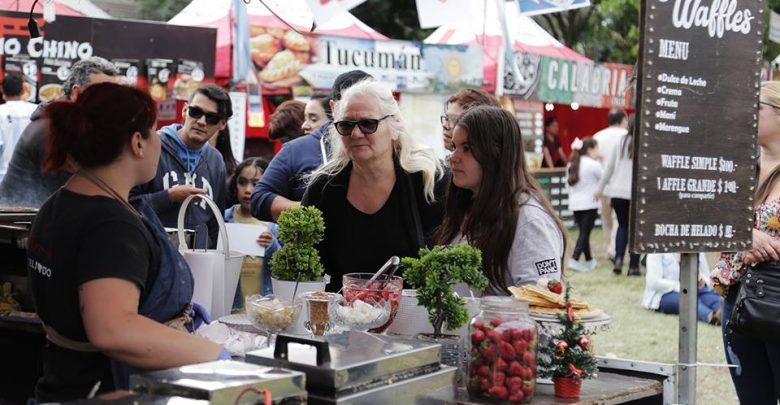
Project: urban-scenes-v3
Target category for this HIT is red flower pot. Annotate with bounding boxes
[553,376,582,399]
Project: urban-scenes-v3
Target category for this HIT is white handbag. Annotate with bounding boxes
[177,195,244,319]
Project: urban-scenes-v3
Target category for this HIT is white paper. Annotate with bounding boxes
[304,0,367,26]
[218,223,268,257]
[415,0,472,29]
[227,92,247,162]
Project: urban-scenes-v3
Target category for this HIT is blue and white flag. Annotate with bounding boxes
[514,0,591,17]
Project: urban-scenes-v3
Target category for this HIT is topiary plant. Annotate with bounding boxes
[403,245,488,337]
[269,206,326,282]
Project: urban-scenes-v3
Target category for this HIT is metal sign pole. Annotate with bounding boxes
[678,253,698,404]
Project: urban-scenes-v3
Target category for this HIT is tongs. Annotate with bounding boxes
[367,256,401,288]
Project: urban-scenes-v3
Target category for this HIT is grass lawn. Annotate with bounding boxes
[566,229,737,404]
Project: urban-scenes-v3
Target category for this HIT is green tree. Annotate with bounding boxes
[765,0,780,63]
[136,0,190,21]
[351,0,434,41]
[534,0,640,64]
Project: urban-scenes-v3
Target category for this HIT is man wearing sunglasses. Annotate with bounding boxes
[132,84,232,248]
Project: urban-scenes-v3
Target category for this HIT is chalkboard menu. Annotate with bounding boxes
[631,0,764,253]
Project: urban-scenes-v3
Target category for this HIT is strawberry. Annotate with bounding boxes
[508,361,523,376]
[499,341,517,361]
[508,376,524,392]
[473,320,485,330]
[488,386,508,400]
[471,329,486,345]
[480,343,496,360]
[522,351,534,367]
[479,377,490,391]
[486,330,502,343]
[490,319,503,327]
[492,371,506,387]
[513,340,527,355]
[521,383,534,398]
[495,357,508,371]
[477,365,489,378]
[511,328,524,340]
[509,391,525,403]
[522,367,533,381]
[547,279,563,294]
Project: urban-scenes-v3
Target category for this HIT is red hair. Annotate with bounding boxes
[45,82,157,172]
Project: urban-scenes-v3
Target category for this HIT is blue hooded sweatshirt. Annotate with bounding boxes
[131,124,227,248]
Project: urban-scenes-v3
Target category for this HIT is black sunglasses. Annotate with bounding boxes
[334,115,394,136]
[187,105,223,125]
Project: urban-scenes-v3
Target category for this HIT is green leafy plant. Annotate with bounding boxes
[269,206,325,282]
[403,245,488,337]
[538,285,598,380]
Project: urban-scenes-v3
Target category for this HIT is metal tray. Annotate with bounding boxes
[129,360,306,404]
[246,331,442,396]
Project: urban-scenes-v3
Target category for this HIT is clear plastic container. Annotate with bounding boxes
[467,296,537,404]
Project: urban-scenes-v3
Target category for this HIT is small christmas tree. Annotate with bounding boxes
[538,284,597,383]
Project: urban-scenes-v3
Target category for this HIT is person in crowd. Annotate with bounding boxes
[641,253,720,324]
[301,92,332,134]
[26,83,225,402]
[436,106,565,295]
[711,81,780,403]
[268,100,306,143]
[596,114,640,276]
[0,57,117,207]
[441,88,501,152]
[0,73,38,182]
[132,84,231,248]
[542,117,567,168]
[225,158,278,308]
[210,126,239,179]
[251,70,372,222]
[592,108,628,263]
[302,79,447,292]
[566,137,602,272]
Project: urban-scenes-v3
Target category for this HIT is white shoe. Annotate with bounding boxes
[585,259,597,271]
[568,258,586,272]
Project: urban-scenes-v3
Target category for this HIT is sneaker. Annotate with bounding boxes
[568,258,587,272]
[585,259,598,271]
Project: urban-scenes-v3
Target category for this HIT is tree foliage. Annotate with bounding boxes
[403,245,488,337]
[136,0,190,21]
[534,0,640,64]
[351,0,435,41]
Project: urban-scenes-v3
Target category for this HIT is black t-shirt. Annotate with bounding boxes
[27,189,160,401]
[303,166,432,292]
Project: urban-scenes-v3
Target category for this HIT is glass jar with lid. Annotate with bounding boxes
[467,296,537,403]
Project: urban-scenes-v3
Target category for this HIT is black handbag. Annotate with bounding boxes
[728,261,780,343]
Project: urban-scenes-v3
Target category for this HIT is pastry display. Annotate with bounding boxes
[250,34,279,65]
[508,284,602,320]
[259,50,301,83]
[283,31,310,52]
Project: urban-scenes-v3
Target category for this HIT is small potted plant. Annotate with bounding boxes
[537,285,597,399]
[269,206,329,299]
[402,245,488,367]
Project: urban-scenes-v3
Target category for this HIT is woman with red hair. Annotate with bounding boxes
[27,82,225,402]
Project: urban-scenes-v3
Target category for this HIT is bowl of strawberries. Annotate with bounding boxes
[342,273,403,333]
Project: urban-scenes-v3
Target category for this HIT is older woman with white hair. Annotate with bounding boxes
[302,79,448,292]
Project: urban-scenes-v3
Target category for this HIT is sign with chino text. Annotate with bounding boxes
[631,0,763,252]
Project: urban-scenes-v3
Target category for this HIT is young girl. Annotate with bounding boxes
[566,138,602,272]
[225,158,279,310]
[437,105,566,295]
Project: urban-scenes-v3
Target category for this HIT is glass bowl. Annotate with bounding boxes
[245,294,302,337]
[342,273,402,333]
[329,293,391,331]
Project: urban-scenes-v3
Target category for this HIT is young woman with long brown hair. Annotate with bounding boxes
[436,105,566,295]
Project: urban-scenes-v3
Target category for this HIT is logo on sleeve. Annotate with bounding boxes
[535,259,559,276]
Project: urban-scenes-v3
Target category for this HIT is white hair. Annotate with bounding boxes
[308,79,442,202]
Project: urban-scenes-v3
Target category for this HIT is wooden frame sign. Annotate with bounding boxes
[632,0,764,252]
